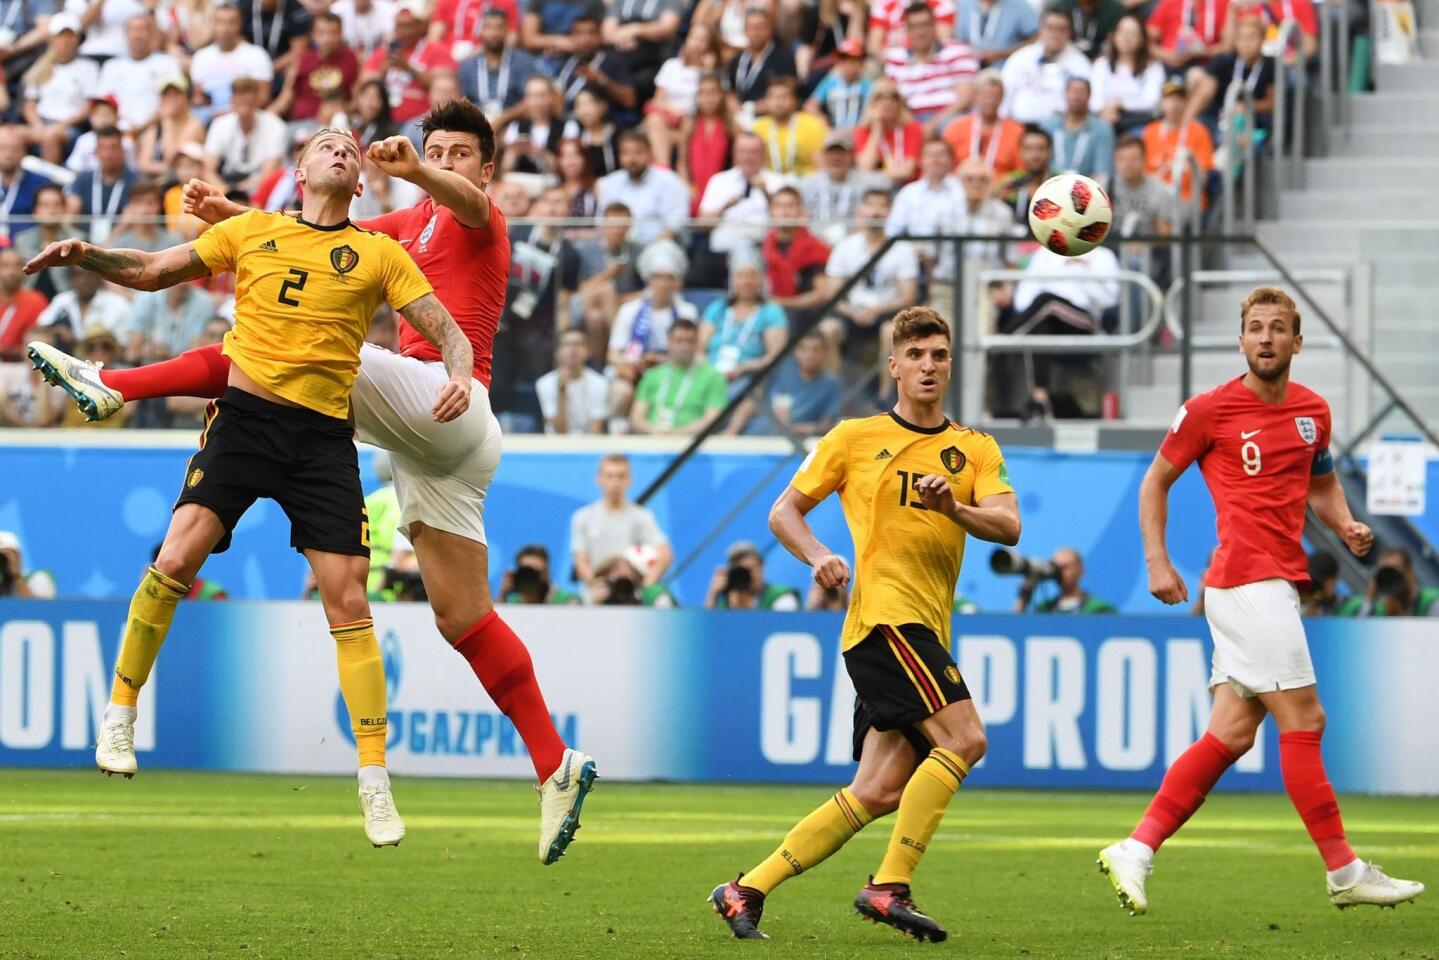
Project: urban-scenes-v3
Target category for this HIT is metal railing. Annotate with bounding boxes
[1271,19,1309,195]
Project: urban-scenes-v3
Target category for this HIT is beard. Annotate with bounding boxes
[1246,354,1291,381]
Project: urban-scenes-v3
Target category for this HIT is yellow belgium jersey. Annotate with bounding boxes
[792,412,1014,652]
[192,209,433,418]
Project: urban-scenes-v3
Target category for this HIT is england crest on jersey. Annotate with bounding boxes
[418,214,438,249]
[1295,416,1317,444]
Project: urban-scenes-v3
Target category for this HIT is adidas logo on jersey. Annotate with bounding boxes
[874,449,892,460]
[259,239,278,252]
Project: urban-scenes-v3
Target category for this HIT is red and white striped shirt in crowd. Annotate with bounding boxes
[869,0,957,48]
[884,41,979,119]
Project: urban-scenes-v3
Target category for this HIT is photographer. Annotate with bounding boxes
[705,541,801,611]
[589,550,677,608]
[1300,550,1343,617]
[500,545,581,606]
[1338,547,1439,617]
[0,531,55,599]
[806,581,849,611]
[994,545,1115,614]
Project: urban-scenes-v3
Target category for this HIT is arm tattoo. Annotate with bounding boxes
[400,293,474,384]
[154,249,210,289]
[77,246,209,291]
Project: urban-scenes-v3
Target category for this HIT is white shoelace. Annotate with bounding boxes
[365,789,397,822]
[104,720,134,753]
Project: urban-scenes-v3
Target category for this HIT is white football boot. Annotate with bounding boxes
[537,749,598,864]
[28,340,124,421]
[1328,862,1425,909]
[359,781,406,848]
[95,712,138,778]
[1098,840,1153,916]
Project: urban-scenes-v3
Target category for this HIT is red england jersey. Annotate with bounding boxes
[360,198,509,388]
[1159,376,1332,589]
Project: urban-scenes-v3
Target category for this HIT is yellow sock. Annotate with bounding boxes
[332,619,388,768]
[739,788,874,895]
[109,566,188,707]
[872,748,968,886]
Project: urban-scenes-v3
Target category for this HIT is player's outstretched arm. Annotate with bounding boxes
[1308,470,1373,557]
[367,137,490,229]
[769,486,851,589]
[1139,452,1188,605]
[397,293,475,422]
[23,239,210,292]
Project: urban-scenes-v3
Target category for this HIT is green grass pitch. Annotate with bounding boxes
[1,769,1434,959]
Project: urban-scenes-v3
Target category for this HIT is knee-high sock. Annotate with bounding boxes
[332,619,388,768]
[99,343,230,401]
[873,749,968,886]
[110,567,188,706]
[1131,732,1236,851]
[1279,730,1356,870]
[454,611,566,782]
[740,788,874,895]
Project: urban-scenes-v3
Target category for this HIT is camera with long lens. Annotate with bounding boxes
[989,547,1058,581]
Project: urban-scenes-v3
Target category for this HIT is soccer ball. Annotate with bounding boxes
[1027,173,1113,257]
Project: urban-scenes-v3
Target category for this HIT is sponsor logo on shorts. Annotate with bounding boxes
[186,468,204,488]
[330,245,360,275]
[939,446,965,475]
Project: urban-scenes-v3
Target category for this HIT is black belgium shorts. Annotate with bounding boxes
[847,622,972,762]
[174,387,369,557]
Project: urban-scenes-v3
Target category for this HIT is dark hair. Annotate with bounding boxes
[571,12,601,28]
[516,543,550,563]
[1103,12,1151,73]
[1021,124,1053,148]
[355,78,395,135]
[33,183,63,202]
[768,185,803,208]
[861,186,893,204]
[922,137,955,159]
[482,6,507,18]
[556,138,595,188]
[616,129,650,151]
[313,11,341,28]
[903,1,934,21]
[765,75,799,96]
[602,201,632,217]
[670,318,699,336]
[420,97,496,165]
[93,126,123,143]
[891,306,951,346]
[1041,6,1071,29]
[127,178,162,201]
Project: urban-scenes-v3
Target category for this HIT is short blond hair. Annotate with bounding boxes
[299,125,358,164]
[892,306,952,347]
[1240,286,1301,333]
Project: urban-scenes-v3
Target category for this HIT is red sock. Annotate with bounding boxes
[100,343,231,401]
[1279,730,1356,870]
[1131,732,1237,851]
[454,611,567,782]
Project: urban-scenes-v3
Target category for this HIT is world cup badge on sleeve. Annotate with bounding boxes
[1295,417,1317,444]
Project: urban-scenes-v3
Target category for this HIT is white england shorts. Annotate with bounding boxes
[1203,578,1317,698]
[350,342,502,545]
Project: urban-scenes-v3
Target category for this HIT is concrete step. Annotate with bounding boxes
[1333,93,1439,126]
[1301,157,1439,190]
[1418,30,1439,58]
[1256,222,1439,259]
[1278,190,1439,220]
[1374,63,1439,92]
[1328,128,1439,158]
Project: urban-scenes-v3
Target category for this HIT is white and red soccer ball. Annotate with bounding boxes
[1027,173,1113,257]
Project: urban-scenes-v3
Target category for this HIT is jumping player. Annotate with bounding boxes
[24,126,473,847]
[710,308,1021,942]
[1098,287,1425,913]
[28,101,597,864]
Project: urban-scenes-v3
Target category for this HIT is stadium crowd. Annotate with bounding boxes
[0,0,1328,431]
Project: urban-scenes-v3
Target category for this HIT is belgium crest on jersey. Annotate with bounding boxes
[939,446,966,475]
[1294,417,1317,444]
[330,245,359,275]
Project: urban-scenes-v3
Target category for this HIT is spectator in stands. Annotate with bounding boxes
[594,130,690,244]
[1000,8,1091,125]
[538,328,609,435]
[37,268,132,350]
[603,0,683,103]
[577,200,643,356]
[799,131,890,245]
[949,156,1019,263]
[1052,0,1125,60]
[15,185,75,300]
[707,541,801,610]
[1016,547,1117,613]
[793,0,859,79]
[135,77,206,180]
[239,0,313,75]
[0,3,53,90]
[570,452,672,588]
[804,38,871,133]
[698,130,784,257]
[1147,0,1230,75]
[1104,135,1173,237]
[808,580,850,610]
[942,68,1023,176]
[590,550,676,606]
[458,9,541,129]
[886,138,964,296]
[1339,547,1439,617]
[952,0,1038,67]
[996,124,1053,224]
[753,76,828,178]
[822,187,920,369]
[868,0,956,60]
[66,128,136,240]
[0,125,51,239]
[524,0,608,56]
[1043,76,1113,177]
[645,21,718,167]
[726,6,794,110]
[64,97,130,173]
[272,11,359,124]
[203,78,286,192]
[502,76,565,175]
[629,317,728,435]
[700,248,787,391]
[501,544,582,605]
[97,15,181,134]
[557,138,599,217]
[884,1,978,132]
[606,238,696,423]
[0,249,48,362]
[188,4,275,115]
[158,0,216,53]
[0,530,55,598]
[1230,0,1318,60]
[563,88,620,178]
[332,0,397,57]
[1300,549,1342,617]
[359,2,455,125]
[73,0,147,61]
[763,186,831,328]
[0,356,59,427]
[107,179,181,254]
[123,279,215,366]
[23,15,99,163]
[548,13,636,119]
[435,0,522,60]
[746,329,844,437]
[1142,77,1214,211]
[1089,13,1165,130]
[679,72,733,216]
[1187,16,1275,129]
[854,76,922,186]
[351,78,398,147]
